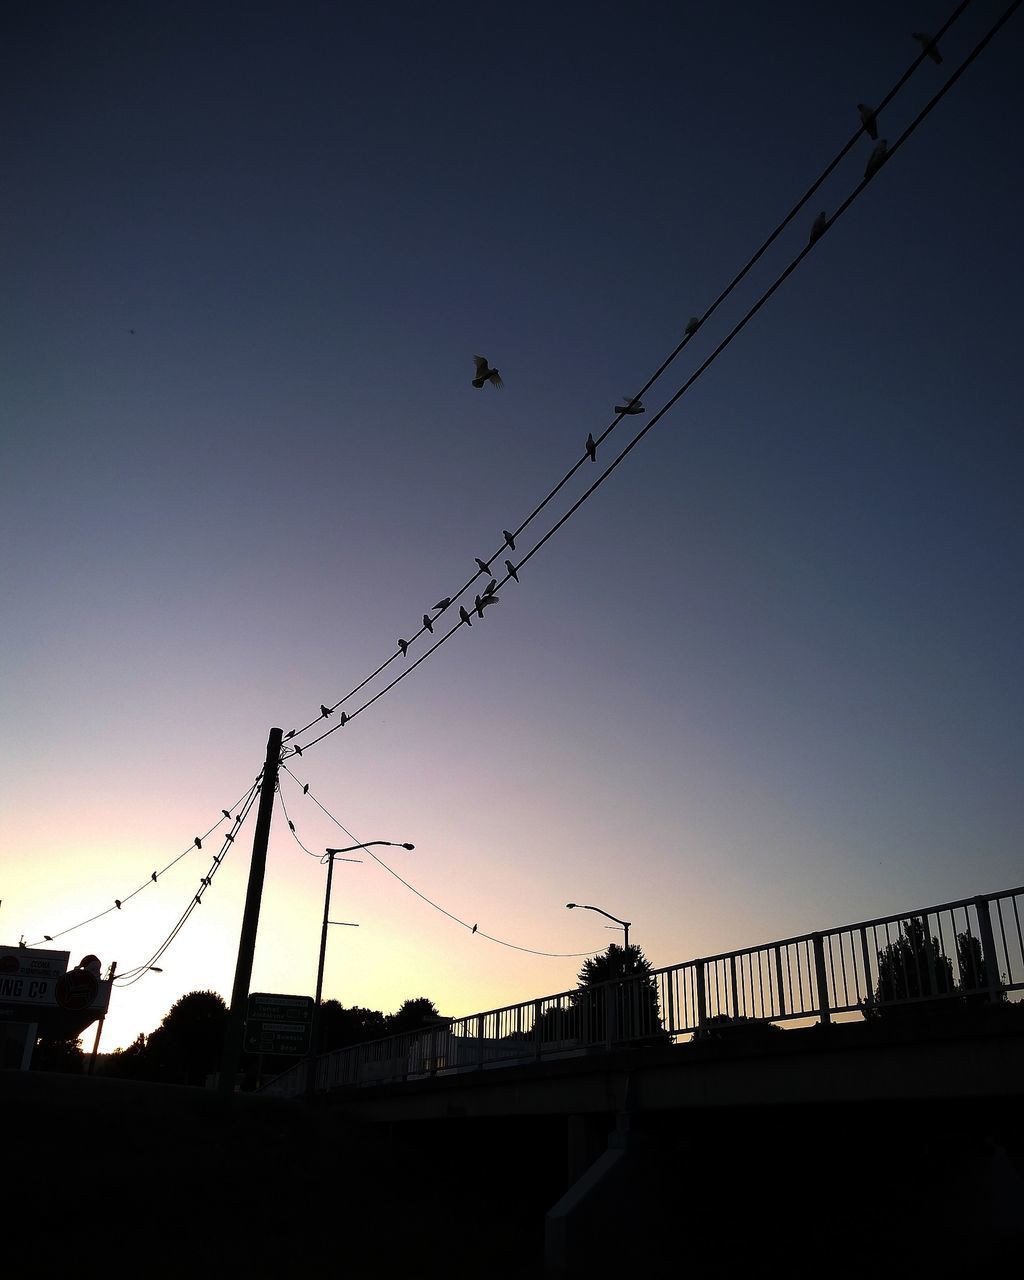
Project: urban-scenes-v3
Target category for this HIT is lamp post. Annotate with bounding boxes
[306,840,414,1093]
[565,902,631,950]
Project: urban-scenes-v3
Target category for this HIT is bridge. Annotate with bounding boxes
[262,885,1024,1274]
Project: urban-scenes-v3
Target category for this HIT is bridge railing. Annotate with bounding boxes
[262,885,1023,1096]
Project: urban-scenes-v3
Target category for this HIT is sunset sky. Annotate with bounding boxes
[3,1,1022,1052]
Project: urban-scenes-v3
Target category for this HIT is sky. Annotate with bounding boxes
[2,1,1022,1053]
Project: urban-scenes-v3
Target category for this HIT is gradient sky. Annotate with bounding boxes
[3,1,1022,1053]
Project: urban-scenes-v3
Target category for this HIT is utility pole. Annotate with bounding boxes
[87,960,116,1075]
[219,727,283,1098]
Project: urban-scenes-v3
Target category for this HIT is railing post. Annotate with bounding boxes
[476,1014,486,1068]
[533,1000,543,1061]
[729,955,740,1019]
[974,897,1003,1003]
[695,961,707,1034]
[812,933,832,1025]
[774,946,787,1019]
[665,971,676,1036]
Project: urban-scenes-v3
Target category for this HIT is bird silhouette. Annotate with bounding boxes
[221,809,231,820]
[505,559,519,582]
[339,712,348,725]
[303,783,309,794]
[480,595,500,611]
[288,820,295,832]
[128,328,135,335]
[423,613,434,633]
[585,432,597,462]
[223,835,233,844]
[459,606,472,626]
[685,317,701,336]
[151,872,158,883]
[484,579,498,597]
[614,395,644,415]
[857,103,878,140]
[115,900,122,910]
[398,638,408,656]
[293,743,303,755]
[194,836,202,850]
[44,935,53,941]
[474,594,485,618]
[503,530,516,550]
[864,139,888,179]
[912,31,942,63]
[201,877,212,887]
[285,730,295,740]
[472,923,478,934]
[320,704,331,718]
[809,211,828,244]
[434,598,451,611]
[475,556,492,576]
[194,894,202,905]
[472,355,503,389]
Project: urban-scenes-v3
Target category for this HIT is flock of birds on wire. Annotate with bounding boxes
[290,28,947,744]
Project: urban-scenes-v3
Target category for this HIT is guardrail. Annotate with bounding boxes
[262,884,1024,1096]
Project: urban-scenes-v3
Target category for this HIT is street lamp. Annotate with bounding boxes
[566,902,631,950]
[306,840,414,1092]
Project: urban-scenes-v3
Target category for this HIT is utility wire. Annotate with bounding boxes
[284,0,976,749]
[294,0,1015,758]
[281,767,602,958]
[27,780,260,947]
[276,784,323,858]
[115,780,262,985]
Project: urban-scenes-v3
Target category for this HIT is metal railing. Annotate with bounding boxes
[262,884,1024,1096]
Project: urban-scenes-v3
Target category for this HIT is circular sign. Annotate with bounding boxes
[55,969,100,1011]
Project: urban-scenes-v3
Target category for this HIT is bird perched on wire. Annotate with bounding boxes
[809,211,828,244]
[857,103,878,140]
[472,356,503,389]
[320,704,331,718]
[459,605,472,626]
[422,613,434,633]
[585,433,597,462]
[864,139,888,179]
[912,31,942,63]
[221,809,231,820]
[194,836,202,850]
[339,712,348,726]
[503,530,515,551]
[151,872,158,883]
[484,579,498,597]
[505,559,519,582]
[475,556,492,576]
[434,597,451,611]
[474,593,486,618]
[614,395,644,415]
[398,638,408,656]
[115,900,122,910]
[685,317,701,336]
[472,924,478,934]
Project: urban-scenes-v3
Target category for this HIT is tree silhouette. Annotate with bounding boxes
[145,990,227,1083]
[573,944,665,1044]
[32,1034,84,1073]
[868,918,1005,1017]
[319,1000,387,1050]
[386,997,440,1037]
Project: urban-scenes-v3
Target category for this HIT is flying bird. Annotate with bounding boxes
[614,395,644,415]
[475,556,492,576]
[503,530,515,550]
[472,924,478,934]
[320,704,331,718]
[912,31,942,63]
[115,900,122,910]
[585,432,597,462]
[472,355,503,389]
[398,638,408,656]
[434,598,451,611]
[459,605,472,626]
[864,139,888,180]
[505,559,519,582]
[685,317,701,336]
[194,836,202,850]
[857,103,878,140]
[809,211,828,244]
[423,613,434,633]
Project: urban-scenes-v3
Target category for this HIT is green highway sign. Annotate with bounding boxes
[244,992,314,1056]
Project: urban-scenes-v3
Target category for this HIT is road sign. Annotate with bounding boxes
[244,992,313,1056]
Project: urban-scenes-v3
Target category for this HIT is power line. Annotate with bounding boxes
[280,767,603,958]
[283,1,977,751]
[27,780,261,947]
[294,0,1015,759]
[115,779,262,985]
